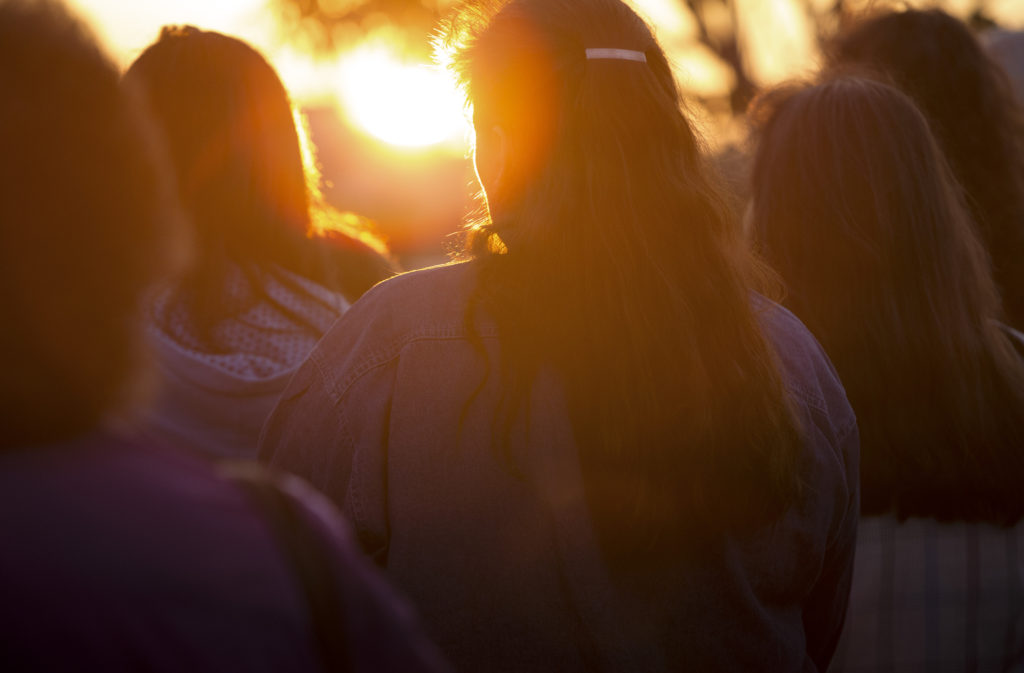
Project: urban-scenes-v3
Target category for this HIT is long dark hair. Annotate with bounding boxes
[125,27,394,348]
[750,75,1024,524]
[441,0,804,559]
[0,0,183,448]
[829,9,1024,330]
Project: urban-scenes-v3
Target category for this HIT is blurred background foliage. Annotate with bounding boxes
[70,0,1023,265]
[271,0,1001,113]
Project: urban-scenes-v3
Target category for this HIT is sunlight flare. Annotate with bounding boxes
[336,43,468,148]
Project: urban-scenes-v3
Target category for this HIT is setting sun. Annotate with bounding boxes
[336,43,469,149]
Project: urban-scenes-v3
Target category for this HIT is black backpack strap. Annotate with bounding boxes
[224,464,350,672]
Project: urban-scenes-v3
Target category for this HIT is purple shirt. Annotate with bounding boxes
[0,431,450,673]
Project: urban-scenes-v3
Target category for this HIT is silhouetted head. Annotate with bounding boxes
[750,76,983,335]
[0,0,183,448]
[830,8,1024,328]
[126,27,309,261]
[125,27,392,343]
[444,0,705,244]
[441,0,803,560]
[750,75,1024,522]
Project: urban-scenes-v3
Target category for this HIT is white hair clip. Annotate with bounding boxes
[585,48,647,63]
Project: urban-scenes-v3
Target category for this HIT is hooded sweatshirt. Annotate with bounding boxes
[145,266,349,458]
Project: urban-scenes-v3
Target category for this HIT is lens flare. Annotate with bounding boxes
[337,44,468,148]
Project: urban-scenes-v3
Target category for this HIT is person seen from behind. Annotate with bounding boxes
[0,2,449,670]
[748,74,1024,673]
[830,8,1024,332]
[124,27,396,458]
[261,0,860,670]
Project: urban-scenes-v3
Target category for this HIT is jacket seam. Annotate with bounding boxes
[326,330,499,403]
[789,385,827,413]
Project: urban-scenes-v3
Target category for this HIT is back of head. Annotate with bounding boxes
[124,28,310,328]
[750,75,1024,522]
[830,8,1024,328]
[443,0,803,560]
[125,27,309,261]
[125,28,393,344]
[0,0,181,448]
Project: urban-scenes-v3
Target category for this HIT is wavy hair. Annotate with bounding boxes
[125,27,395,348]
[829,9,1024,330]
[440,0,804,559]
[750,75,1024,523]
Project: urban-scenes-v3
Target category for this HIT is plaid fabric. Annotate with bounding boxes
[829,516,1024,672]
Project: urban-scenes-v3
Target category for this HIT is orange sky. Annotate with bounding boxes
[69,0,1024,150]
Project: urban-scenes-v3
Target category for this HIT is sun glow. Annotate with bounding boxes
[336,43,469,149]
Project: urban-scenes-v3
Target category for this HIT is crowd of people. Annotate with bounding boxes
[2,0,1023,671]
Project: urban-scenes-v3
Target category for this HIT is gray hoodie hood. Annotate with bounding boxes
[144,267,349,458]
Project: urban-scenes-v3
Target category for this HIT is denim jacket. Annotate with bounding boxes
[260,261,859,673]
